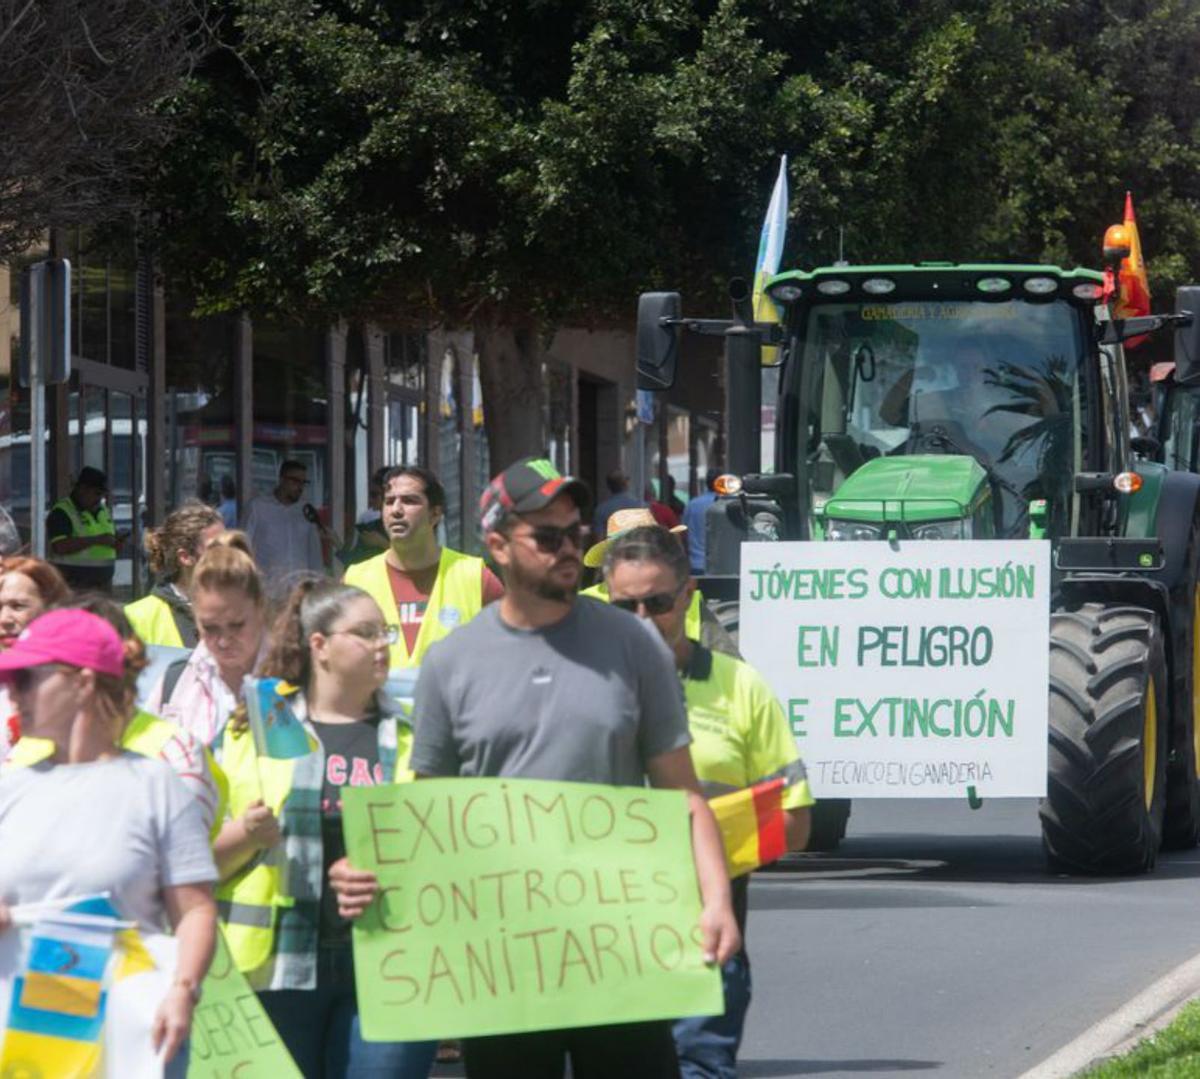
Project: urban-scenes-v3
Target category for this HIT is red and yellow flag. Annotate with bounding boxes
[708,777,788,878]
[1102,191,1152,347]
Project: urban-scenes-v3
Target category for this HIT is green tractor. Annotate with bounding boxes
[637,257,1200,873]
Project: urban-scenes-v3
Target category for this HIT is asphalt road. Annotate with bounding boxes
[739,798,1200,1079]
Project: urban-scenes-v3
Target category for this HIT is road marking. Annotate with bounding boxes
[1020,949,1200,1078]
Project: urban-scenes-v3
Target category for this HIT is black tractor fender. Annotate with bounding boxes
[1154,471,1200,594]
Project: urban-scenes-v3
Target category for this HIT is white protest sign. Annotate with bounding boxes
[739,540,1051,798]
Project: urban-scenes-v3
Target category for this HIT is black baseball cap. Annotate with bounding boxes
[76,466,108,491]
[480,457,590,533]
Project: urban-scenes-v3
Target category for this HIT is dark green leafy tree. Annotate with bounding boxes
[144,0,1200,465]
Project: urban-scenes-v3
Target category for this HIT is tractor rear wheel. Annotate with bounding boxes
[1040,603,1167,874]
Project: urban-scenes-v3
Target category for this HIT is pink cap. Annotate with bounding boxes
[0,609,124,680]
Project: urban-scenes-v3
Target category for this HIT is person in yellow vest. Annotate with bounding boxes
[343,465,502,670]
[212,578,436,1078]
[4,593,230,841]
[582,505,715,644]
[604,525,813,1079]
[47,467,125,591]
[125,502,226,649]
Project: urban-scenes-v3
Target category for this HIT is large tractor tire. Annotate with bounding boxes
[1041,603,1168,874]
[806,799,852,852]
[1163,516,1200,849]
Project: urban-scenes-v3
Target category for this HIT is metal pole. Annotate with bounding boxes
[31,294,45,558]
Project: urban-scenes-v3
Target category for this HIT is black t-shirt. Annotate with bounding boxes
[313,715,384,947]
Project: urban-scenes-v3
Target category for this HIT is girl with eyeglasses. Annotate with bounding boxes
[213,579,435,1079]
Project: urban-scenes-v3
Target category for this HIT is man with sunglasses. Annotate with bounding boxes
[603,525,813,1079]
[404,457,740,1078]
[242,459,326,601]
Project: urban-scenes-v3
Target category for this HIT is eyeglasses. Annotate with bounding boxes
[612,590,681,616]
[332,625,400,646]
[520,522,584,555]
[10,664,74,693]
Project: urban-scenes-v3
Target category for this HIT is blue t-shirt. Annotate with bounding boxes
[683,492,717,572]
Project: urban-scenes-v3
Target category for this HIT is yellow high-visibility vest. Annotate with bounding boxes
[49,497,115,568]
[344,547,484,668]
[125,593,186,649]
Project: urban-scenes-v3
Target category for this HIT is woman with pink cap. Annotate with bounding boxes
[0,609,218,1071]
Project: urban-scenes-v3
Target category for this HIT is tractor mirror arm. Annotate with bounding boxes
[1096,312,1192,346]
[661,317,785,346]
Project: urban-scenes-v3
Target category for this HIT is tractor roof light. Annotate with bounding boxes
[816,280,851,296]
[713,474,743,496]
[1103,224,1132,264]
[1113,471,1143,495]
[769,283,804,303]
[976,277,1012,294]
[1072,282,1102,300]
[861,278,896,295]
[1023,277,1058,296]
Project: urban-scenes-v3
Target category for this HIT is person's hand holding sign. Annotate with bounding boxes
[328,857,378,919]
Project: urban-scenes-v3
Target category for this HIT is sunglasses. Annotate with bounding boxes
[612,590,681,616]
[522,522,584,555]
[10,664,74,693]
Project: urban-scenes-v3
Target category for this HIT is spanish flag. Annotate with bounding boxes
[1103,191,1152,348]
[709,777,787,878]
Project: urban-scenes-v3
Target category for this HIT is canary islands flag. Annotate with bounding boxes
[245,676,315,759]
[751,155,789,364]
[708,778,788,878]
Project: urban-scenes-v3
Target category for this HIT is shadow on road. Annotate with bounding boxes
[758,838,1200,888]
[741,1059,941,1076]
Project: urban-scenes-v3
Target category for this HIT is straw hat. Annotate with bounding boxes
[583,507,687,568]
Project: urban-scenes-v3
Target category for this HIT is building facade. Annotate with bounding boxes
[1,232,724,597]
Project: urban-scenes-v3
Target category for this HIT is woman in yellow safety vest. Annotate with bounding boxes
[4,594,231,843]
[126,502,225,649]
[0,609,217,1072]
[145,534,268,749]
[212,578,435,1079]
[0,556,70,760]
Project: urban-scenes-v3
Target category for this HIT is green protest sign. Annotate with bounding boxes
[343,778,724,1041]
[187,929,301,1079]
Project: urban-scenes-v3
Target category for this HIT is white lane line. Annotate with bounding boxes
[1020,950,1200,1078]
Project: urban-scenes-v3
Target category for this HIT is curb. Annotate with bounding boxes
[1019,950,1200,1078]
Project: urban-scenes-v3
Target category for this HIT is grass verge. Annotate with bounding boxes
[1083,998,1200,1077]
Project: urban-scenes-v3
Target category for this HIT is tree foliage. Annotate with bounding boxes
[143,0,1200,464]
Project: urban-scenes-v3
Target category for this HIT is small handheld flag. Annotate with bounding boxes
[244,677,315,759]
[708,777,788,878]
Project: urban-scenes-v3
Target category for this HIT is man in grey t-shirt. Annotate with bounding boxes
[327,461,741,1072]
[404,457,739,1077]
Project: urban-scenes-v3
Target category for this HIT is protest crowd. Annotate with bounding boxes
[0,456,812,1079]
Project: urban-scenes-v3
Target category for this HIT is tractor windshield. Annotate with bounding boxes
[796,299,1088,537]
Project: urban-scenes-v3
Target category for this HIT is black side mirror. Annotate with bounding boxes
[636,292,681,390]
[1176,286,1200,384]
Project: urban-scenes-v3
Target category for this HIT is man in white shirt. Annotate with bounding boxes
[240,459,325,599]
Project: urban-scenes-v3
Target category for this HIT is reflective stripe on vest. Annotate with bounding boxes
[49,497,115,566]
[215,712,414,975]
[580,581,704,641]
[344,547,484,668]
[215,728,296,974]
[125,594,186,649]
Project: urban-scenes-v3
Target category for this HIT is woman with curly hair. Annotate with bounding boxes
[126,501,225,648]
